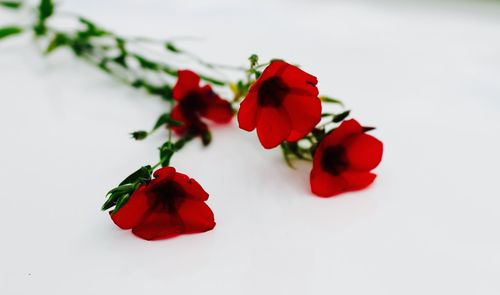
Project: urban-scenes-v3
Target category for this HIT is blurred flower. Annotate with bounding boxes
[171,70,233,138]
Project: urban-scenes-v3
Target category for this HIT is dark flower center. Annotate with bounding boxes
[257,77,289,107]
[149,180,185,213]
[180,92,207,112]
[321,145,349,175]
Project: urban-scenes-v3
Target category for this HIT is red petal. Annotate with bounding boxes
[152,166,176,179]
[237,91,259,131]
[256,107,291,149]
[172,172,209,201]
[110,186,151,230]
[256,60,288,82]
[280,64,318,97]
[201,91,233,123]
[345,134,383,171]
[341,171,377,191]
[177,199,216,233]
[310,168,346,197]
[283,94,322,142]
[131,210,184,240]
[170,105,189,135]
[172,70,200,100]
[321,119,363,147]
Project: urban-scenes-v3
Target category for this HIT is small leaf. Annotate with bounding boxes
[0,1,22,9]
[0,26,23,40]
[112,193,131,213]
[45,33,67,54]
[130,130,148,140]
[320,96,344,106]
[38,0,54,22]
[159,142,175,167]
[134,54,159,71]
[198,74,226,86]
[165,42,181,53]
[119,166,152,186]
[332,110,350,123]
[152,113,183,131]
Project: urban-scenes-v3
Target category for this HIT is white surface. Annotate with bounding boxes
[1,0,500,294]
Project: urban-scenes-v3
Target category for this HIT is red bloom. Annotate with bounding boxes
[310,119,383,197]
[171,70,233,136]
[110,167,215,240]
[238,61,322,149]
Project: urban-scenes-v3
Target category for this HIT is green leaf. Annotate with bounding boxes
[152,113,182,131]
[198,74,226,86]
[45,33,68,54]
[0,26,23,40]
[320,96,344,106]
[134,54,159,71]
[165,42,181,53]
[38,0,54,22]
[112,193,131,213]
[159,142,175,167]
[0,1,22,9]
[119,166,152,186]
[130,130,148,140]
[106,183,137,196]
[332,110,350,123]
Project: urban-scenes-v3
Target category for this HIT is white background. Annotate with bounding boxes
[1,0,500,294]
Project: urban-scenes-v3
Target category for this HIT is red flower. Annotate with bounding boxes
[110,167,215,240]
[238,61,322,149]
[171,70,233,136]
[310,119,383,197]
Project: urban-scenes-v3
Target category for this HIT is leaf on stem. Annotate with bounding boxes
[0,1,22,9]
[332,110,350,123]
[0,26,23,40]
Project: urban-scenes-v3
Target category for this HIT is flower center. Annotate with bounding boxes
[180,92,207,111]
[321,145,349,175]
[257,77,289,107]
[149,181,185,212]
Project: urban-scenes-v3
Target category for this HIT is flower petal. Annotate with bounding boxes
[172,172,209,201]
[322,119,363,147]
[172,70,200,100]
[152,166,177,179]
[310,168,346,197]
[110,186,151,230]
[345,134,383,171]
[177,199,216,233]
[131,210,184,240]
[283,94,322,142]
[200,89,233,123]
[237,92,259,131]
[171,105,189,135]
[341,171,377,191]
[256,107,291,149]
[280,65,318,97]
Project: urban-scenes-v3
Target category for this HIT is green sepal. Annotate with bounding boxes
[45,33,68,54]
[363,126,376,132]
